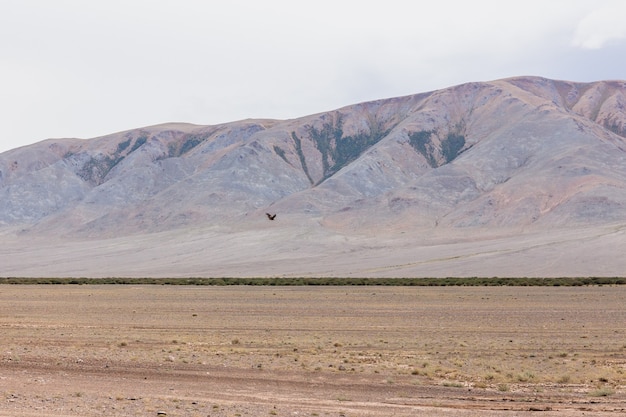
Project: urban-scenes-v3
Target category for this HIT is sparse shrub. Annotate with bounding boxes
[589,387,614,397]
[2,276,626,286]
[442,381,464,388]
[517,371,535,382]
[557,375,571,384]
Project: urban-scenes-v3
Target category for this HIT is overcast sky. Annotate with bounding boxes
[1,0,625,153]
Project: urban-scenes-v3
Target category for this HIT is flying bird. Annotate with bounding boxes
[266,213,277,221]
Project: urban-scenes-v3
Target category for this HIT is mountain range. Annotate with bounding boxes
[2,76,626,278]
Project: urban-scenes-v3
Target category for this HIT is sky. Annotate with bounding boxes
[1,0,625,154]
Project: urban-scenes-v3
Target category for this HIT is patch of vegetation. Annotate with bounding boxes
[273,145,289,164]
[130,135,148,152]
[167,134,206,157]
[0,277,624,286]
[77,154,124,185]
[441,133,466,163]
[442,381,464,388]
[305,113,390,183]
[589,387,614,397]
[606,120,625,138]
[77,133,152,184]
[516,371,536,382]
[179,135,204,155]
[556,374,571,384]
[291,132,313,184]
[116,138,132,153]
[167,142,178,157]
[408,130,466,167]
[307,117,342,176]
[408,130,437,167]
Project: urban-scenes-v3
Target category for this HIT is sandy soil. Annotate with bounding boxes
[2,223,626,278]
[1,285,625,416]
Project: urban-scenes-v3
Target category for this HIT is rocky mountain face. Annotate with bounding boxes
[1,76,626,277]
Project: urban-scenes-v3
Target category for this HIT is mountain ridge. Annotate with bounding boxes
[2,76,626,277]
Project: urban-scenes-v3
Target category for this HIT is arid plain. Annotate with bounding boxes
[1,285,624,416]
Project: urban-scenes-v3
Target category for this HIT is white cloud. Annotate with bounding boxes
[0,0,624,154]
[572,1,626,49]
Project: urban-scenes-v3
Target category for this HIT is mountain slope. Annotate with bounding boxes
[1,76,626,277]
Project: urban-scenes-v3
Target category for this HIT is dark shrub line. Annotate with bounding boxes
[0,277,624,286]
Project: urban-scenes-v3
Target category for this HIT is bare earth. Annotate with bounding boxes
[1,285,624,416]
[3,223,626,278]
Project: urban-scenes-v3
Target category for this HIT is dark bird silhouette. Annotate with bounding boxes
[265,213,277,221]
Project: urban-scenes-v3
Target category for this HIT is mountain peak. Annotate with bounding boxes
[2,76,626,277]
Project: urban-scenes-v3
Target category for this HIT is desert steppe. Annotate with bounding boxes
[1,285,625,416]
